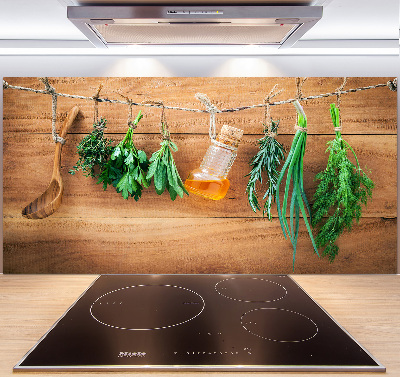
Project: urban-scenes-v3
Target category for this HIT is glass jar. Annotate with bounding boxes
[184,125,243,200]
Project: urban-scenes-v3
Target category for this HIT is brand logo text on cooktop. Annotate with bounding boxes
[118,351,146,358]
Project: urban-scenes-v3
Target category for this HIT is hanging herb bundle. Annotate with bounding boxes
[69,117,114,178]
[246,119,285,220]
[146,135,189,201]
[311,103,374,261]
[97,111,150,200]
[276,101,319,269]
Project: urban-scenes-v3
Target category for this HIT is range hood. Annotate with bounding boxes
[67,5,323,48]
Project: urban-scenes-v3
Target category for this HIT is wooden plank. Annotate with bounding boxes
[3,133,396,218]
[3,217,396,274]
[2,76,397,275]
[3,77,397,135]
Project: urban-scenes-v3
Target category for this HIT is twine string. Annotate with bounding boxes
[160,105,170,141]
[195,93,220,140]
[335,77,347,132]
[296,77,307,100]
[264,84,283,138]
[141,100,170,140]
[3,78,396,137]
[118,92,137,129]
[294,78,308,133]
[294,124,308,132]
[92,84,103,124]
[39,77,65,145]
[3,79,395,115]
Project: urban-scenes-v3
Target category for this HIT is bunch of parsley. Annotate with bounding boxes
[97,111,150,200]
[311,104,374,261]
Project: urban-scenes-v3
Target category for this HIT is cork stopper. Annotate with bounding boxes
[216,125,244,148]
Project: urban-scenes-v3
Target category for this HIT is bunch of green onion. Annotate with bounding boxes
[275,100,319,269]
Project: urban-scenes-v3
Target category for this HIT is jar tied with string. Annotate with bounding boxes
[184,125,244,200]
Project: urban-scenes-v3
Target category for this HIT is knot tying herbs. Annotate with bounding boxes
[294,124,308,133]
[387,78,397,92]
[195,92,221,140]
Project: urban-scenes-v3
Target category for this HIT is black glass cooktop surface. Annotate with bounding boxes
[14,274,385,372]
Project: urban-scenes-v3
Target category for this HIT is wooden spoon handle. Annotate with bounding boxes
[58,106,80,139]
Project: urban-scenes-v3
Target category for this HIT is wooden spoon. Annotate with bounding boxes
[22,106,80,219]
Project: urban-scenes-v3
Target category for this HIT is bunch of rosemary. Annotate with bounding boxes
[311,104,374,261]
[69,118,114,178]
[146,127,189,201]
[276,101,319,269]
[97,111,150,200]
[246,119,285,220]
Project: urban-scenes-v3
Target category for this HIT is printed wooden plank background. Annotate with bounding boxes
[2,77,397,274]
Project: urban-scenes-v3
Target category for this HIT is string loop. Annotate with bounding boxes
[39,77,65,144]
[160,105,170,141]
[264,84,283,138]
[118,92,143,130]
[335,77,347,132]
[140,100,170,139]
[195,93,220,140]
[296,77,307,100]
[92,84,103,124]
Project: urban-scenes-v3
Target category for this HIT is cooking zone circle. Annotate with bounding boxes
[241,308,319,342]
[90,284,205,330]
[215,277,287,302]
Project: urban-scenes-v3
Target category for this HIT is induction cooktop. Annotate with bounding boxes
[14,274,385,372]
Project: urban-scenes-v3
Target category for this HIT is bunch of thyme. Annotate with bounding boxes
[69,118,113,178]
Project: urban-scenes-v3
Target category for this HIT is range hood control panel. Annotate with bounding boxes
[167,10,223,15]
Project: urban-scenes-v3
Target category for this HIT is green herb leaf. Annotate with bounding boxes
[124,151,135,166]
[138,149,147,164]
[147,138,188,199]
[116,172,132,199]
[111,146,121,160]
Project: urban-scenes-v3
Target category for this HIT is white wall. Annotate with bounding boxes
[0,54,399,77]
[1,54,399,274]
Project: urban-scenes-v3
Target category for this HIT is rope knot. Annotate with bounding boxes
[195,93,220,140]
[387,78,397,92]
[195,93,219,114]
[38,78,66,144]
[53,134,66,144]
[3,80,9,89]
[294,124,308,133]
[39,77,56,95]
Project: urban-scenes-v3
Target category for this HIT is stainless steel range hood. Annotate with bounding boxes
[67,5,323,48]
